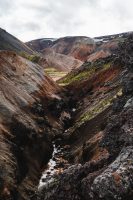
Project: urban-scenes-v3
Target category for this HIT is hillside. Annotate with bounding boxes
[38,34,133,200]
[0,28,34,54]
[0,50,65,200]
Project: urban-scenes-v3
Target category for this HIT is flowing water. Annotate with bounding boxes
[38,141,70,190]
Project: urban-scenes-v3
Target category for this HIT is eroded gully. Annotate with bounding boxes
[38,138,71,191]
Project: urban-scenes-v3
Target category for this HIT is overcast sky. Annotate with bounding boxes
[0,0,133,42]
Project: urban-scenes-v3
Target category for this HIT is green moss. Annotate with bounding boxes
[79,96,113,124]
[58,61,111,86]
[29,55,40,63]
[58,66,95,85]
[69,95,115,134]
[19,52,40,63]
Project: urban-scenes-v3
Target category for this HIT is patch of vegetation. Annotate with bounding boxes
[58,61,111,86]
[79,96,113,124]
[69,94,116,135]
[19,52,40,63]
[45,67,67,80]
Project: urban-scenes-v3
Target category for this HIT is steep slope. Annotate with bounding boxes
[0,28,34,54]
[88,32,131,62]
[0,51,64,200]
[58,55,124,145]
[41,49,83,72]
[39,34,133,200]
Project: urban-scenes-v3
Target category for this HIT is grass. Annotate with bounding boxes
[79,96,113,124]
[19,51,40,63]
[58,61,111,86]
[45,67,67,81]
[68,93,117,134]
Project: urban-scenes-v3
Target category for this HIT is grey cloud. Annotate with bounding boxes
[0,0,132,41]
[9,21,41,32]
[23,22,41,31]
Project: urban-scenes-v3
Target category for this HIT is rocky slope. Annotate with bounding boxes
[38,34,133,200]
[0,28,34,54]
[0,50,68,200]
[41,48,83,72]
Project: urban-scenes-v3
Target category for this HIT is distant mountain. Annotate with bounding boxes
[26,36,95,61]
[41,48,83,72]
[26,38,57,52]
[0,28,34,54]
[26,33,132,63]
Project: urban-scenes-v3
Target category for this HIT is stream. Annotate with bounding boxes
[38,141,70,190]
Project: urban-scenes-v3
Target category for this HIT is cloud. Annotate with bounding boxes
[0,0,132,41]
[0,0,12,16]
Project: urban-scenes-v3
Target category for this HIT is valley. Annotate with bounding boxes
[0,28,133,200]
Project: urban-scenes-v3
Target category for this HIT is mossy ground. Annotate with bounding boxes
[68,88,121,135]
[58,61,111,86]
[19,51,40,63]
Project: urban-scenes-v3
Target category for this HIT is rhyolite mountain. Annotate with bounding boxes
[26,33,130,80]
[26,32,130,62]
[0,28,133,200]
[26,36,95,61]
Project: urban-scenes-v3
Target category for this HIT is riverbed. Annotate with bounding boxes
[38,141,70,190]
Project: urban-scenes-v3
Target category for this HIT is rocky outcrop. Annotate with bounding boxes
[90,146,133,199]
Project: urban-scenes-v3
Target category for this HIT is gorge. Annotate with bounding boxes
[0,28,133,200]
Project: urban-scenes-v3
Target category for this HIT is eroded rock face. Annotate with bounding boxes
[91,146,133,200]
[0,51,62,199]
[38,34,133,200]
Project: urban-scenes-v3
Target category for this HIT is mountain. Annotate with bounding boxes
[41,48,83,71]
[26,36,95,61]
[26,33,130,63]
[25,38,57,52]
[0,28,34,54]
[26,33,129,81]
